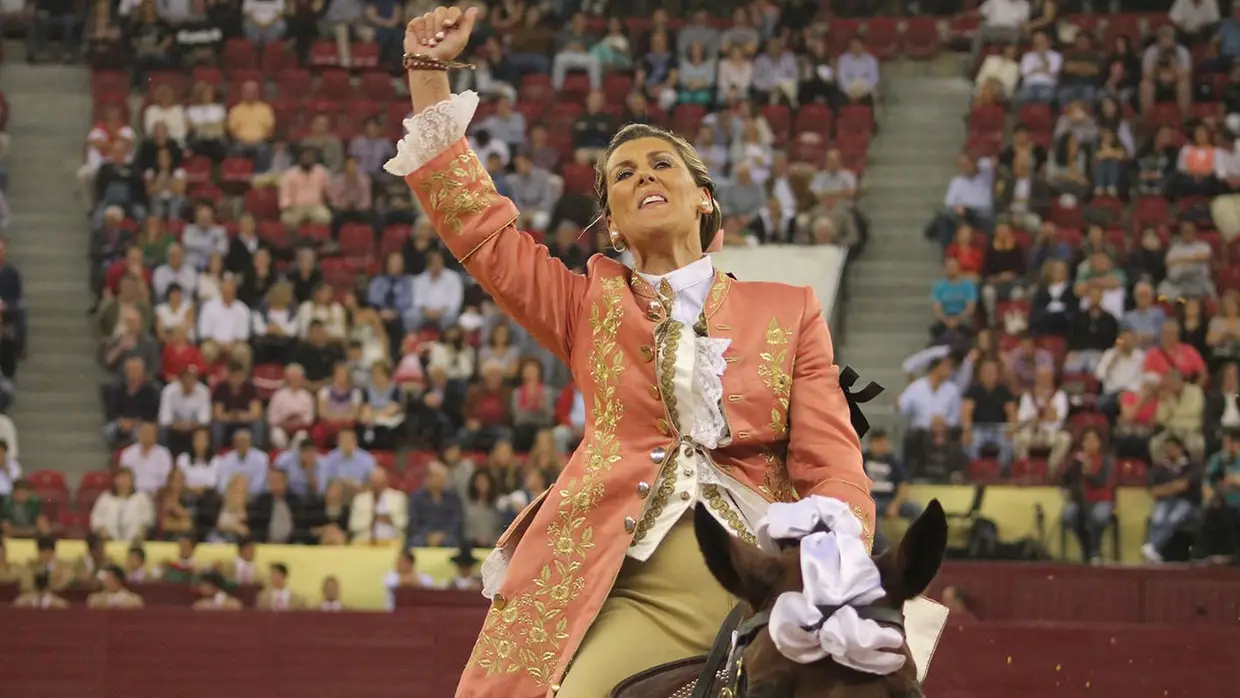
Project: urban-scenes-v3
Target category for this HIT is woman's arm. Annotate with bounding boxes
[784,287,874,544]
[386,73,587,363]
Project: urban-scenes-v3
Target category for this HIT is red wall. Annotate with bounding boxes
[0,607,1230,698]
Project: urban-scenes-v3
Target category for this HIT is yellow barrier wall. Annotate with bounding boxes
[6,539,490,610]
[7,486,1157,609]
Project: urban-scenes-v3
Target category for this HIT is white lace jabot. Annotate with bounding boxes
[384,91,481,178]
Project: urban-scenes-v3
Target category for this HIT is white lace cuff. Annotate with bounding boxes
[480,545,509,600]
[383,90,481,178]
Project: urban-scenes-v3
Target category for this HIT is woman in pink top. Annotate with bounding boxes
[1115,373,1161,460]
[1174,124,1221,198]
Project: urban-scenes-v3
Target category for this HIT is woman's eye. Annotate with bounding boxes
[655,160,671,169]
[616,171,631,181]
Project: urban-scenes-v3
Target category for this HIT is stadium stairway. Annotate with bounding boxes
[840,66,972,434]
[4,43,109,480]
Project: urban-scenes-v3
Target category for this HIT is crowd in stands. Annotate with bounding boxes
[3,0,893,607]
[874,1,1240,567]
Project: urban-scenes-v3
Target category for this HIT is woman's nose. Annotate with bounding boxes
[635,170,657,185]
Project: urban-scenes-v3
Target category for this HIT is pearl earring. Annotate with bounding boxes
[610,231,626,252]
[699,200,713,213]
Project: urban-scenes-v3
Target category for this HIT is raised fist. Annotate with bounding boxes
[403,5,480,63]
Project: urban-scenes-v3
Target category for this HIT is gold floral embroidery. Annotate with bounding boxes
[703,485,758,546]
[757,447,798,503]
[703,270,730,316]
[656,319,682,437]
[631,449,676,544]
[850,503,875,553]
[757,317,792,437]
[465,276,626,685]
[419,151,500,234]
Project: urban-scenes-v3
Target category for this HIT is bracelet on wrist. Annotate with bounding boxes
[402,53,475,72]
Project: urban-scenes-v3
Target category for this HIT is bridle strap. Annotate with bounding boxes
[806,604,906,632]
[691,604,749,698]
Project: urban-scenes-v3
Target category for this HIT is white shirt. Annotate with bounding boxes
[980,0,1030,28]
[1169,0,1220,32]
[411,269,464,318]
[321,600,343,611]
[1094,347,1147,395]
[152,262,199,302]
[198,298,252,343]
[119,443,174,494]
[159,381,212,427]
[0,414,19,459]
[0,457,20,496]
[176,454,220,490]
[242,0,285,24]
[156,301,195,341]
[144,104,188,141]
[634,256,715,325]
[1019,50,1062,87]
[383,570,438,611]
[89,491,155,542]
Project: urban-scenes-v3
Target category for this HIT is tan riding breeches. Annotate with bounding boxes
[555,517,735,698]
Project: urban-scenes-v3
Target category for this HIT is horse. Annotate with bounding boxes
[611,499,948,698]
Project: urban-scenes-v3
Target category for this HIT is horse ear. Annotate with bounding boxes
[894,499,947,599]
[694,503,781,608]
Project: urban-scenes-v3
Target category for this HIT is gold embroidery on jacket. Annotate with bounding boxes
[465,277,626,685]
[758,317,792,437]
[703,485,758,545]
[419,151,499,234]
[632,449,676,544]
[758,447,798,503]
[850,503,875,553]
[655,319,682,438]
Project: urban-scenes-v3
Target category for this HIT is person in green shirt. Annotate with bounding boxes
[1200,429,1240,562]
[1,480,48,538]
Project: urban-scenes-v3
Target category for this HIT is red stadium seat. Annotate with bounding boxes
[560,72,592,99]
[351,42,381,71]
[91,71,131,99]
[602,73,632,104]
[308,39,341,69]
[836,105,873,139]
[968,458,1002,484]
[340,224,376,268]
[219,157,255,195]
[561,162,595,196]
[245,188,281,220]
[262,41,298,73]
[258,220,289,249]
[59,511,90,539]
[276,69,313,100]
[380,225,410,258]
[222,38,258,72]
[671,104,707,137]
[374,451,398,473]
[79,470,114,491]
[514,100,546,124]
[181,156,214,186]
[316,70,354,101]
[1016,103,1054,133]
[761,104,791,146]
[866,18,900,61]
[299,223,332,245]
[519,74,554,104]
[1009,458,1049,485]
[252,363,285,401]
[793,103,833,140]
[321,258,356,291]
[191,66,224,87]
[359,71,394,101]
[902,18,941,60]
[27,470,66,490]
[968,104,1005,135]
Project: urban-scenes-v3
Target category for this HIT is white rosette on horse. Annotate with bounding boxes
[755,497,907,675]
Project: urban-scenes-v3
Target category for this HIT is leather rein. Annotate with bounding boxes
[692,602,907,698]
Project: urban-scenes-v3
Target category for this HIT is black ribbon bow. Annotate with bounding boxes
[840,365,883,440]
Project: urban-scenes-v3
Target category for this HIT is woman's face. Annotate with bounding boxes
[168,287,182,306]
[116,471,134,493]
[493,441,514,463]
[521,361,540,383]
[954,227,972,246]
[1194,126,1211,145]
[1082,432,1101,454]
[1100,99,1117,119]
[491,325,509,347]
[207,254,223,275]
[315,285,333,304]
[472,472,492,495]
[192,429,209,453]
[604,136,708,258]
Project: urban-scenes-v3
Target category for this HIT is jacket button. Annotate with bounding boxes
[649,447,667,463]
[680,492,692,501]
[640,345,654,362]
[493,593,507,610]
[656,419,670,436]
[649,384,660,399]
[646,300,664,321]
[682,445,695,458]
[624,517,636,533]
[637,481,650,497]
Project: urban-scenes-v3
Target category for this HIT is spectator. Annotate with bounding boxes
[317,427,373,495]
[511,358,554,452]
[1057,31,1104,106]
[509,152,555,233]
[271,438,319,498]
[185,81,228,162]
[193,570,242,610]
[1201,428,1240,562]
[1013,366,1072,471]
[1095,328,1146,415]
[408,461,463,549]
[301,114,344,174]
[805,149,859,249]
[348,467,406,545]
[313,364,361,446]
[252,562,305,610]
[101,306,161,376]
[946,226,984,282]
[13,571,68,609]
[182,202,228,272]
[279,147,332,232]
[105,356,161,445]
[717,45,754,105]
[929,258,977,340]
[89,467,154,542]
[214,429,268,496]
[572,90,616,163]
[979,224,1026,325]
[1168,0,1220,45]
[328,156,373,236]
[227,80,275,169]
[86,565,144,609]
[1161,222,1216,300]
[1064,288,1119,374]
[267,364,317,449]
[968,0,1029,67]
[93,141,147,224]
[152,244,198,303]
[730,122,773,184]
[122,547,149,584]
[198,276,252,367]
[1,480,48,538]
[155,467,195,540]
[926,154,995,249]
[837,36,880,107]
[636,31,679,111]
[196,253,225,303]
[752,37,798,106]
[1142,434,1202,563]
[897,356,962,459]
[462,469,501,548]
[1120,282,1165,350]
[297,284,348,343]
[28,0,81,62]
[358,363,405,450]
[551,12,601,92]
[1091,128,1128,198]
[241,0,286,47]
[176,427,219,498]
[409,250,464,332]
[159,366,211,455]
[213,363,265,451]
[1028,259,1075,336]
[1059,427,1117,563]
[863,429,923,551]
[478,323,520,380]
[678,41,717,106]
[963,359,1017,469]
[1139,26,1192,113]
[1146,319,1208,383]
[384,549,435,607]
[545,221,588,273]
[251,282,298,364]
[1015,31,1062,106]
[144,83,188,142]
[1150,369,1207,461]
[291,320,343,388]
[251,470,308,545]
[104,246,153,304]
[118,421,174,495]
[73,533,113,588]
[1047,132,1090,198]
[348,117,395,178]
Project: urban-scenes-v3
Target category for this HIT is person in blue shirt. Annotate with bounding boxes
[930,257,978,341]
[1200,428,1240,563]
[863,429,924,553]
[1203,4,1240,72]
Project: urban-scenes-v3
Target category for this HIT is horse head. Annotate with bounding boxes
[694,500,948,698]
